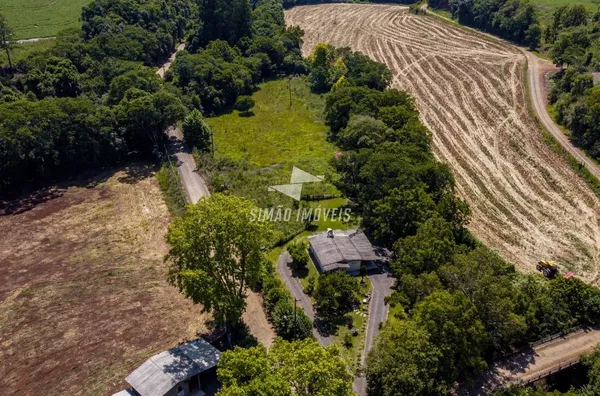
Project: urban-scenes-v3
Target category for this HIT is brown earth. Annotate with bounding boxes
[0,164,210,396]
[285,4,600,282]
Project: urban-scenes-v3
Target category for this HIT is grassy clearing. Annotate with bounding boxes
[201,77,349,243]
[0,0,88,40]
[0,39,55,66]
[207,77,334,173]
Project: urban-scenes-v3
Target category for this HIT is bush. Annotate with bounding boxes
[235,95,255,113]
[183,109,212,152]
[288,241,309,269]
[343,332,353,348]
[272,299,313,340]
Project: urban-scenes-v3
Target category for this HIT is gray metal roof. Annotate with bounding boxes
[308,230,381,272]
[126,339,221,396]
[112,390,136,396]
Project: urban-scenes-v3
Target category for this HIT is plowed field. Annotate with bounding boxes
[285,4,600,281]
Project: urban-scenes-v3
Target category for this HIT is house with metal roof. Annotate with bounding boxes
[308,229,382,274]
[112,338,221,396]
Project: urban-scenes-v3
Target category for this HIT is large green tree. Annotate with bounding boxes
[366,320,443,396]
[413,290,488,385]
[165,193,275,325]
[313,271,359,321]
[182,109,212,152]
[218,338,353,395]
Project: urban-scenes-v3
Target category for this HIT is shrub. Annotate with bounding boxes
[235,95,255,113]
[288,241,309,269]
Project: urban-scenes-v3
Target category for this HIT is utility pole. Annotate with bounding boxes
[288,77,293,108]
[210,126,215,156]
[294,298,298,339]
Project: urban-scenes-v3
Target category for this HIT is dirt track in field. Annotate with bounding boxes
[286,4,600,281]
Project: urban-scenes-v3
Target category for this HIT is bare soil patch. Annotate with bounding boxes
[286,4,600,282]
[0,163,209,396]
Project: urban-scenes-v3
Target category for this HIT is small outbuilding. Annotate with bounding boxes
[308,229,382,274]
[113,338,221,396]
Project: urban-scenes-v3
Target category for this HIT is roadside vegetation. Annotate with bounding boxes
[546,7,600,160]
[156,163,187,217]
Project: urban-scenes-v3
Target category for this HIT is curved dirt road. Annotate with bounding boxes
[462,326,600,394]
[286,4,600,282]
[525,52,600,180]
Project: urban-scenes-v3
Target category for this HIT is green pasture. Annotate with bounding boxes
[0,0,88,40]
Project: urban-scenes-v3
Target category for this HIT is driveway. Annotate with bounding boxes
[354,268,395,396]
[276,252,334,346]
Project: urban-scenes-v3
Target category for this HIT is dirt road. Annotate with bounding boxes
[166,126,209,204]
[156,43,185,78]
[276,252,334,346]
[525,51,600,180]
[286,4,600,282]
[462,326,600,394]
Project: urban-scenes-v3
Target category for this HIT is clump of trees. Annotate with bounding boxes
[262,267,313,340]
[313,271,359,323]
[170,0,307,115]
[430,0,542,48]
[543,5,600,160]
[308,43,391,93]
[217,338,353,395]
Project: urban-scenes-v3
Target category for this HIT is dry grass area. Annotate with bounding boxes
[286,4,600,282]
[0,164,209,396]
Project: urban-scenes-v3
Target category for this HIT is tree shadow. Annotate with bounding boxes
[117,163,157,184]
[0,165,124,215]
[238,111,255,118]
[288,261,309,279]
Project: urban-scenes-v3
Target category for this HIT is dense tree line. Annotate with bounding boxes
[171,0,307,115]
[307,43,600,395]
[0,0,305,196]
[281,0,417,7]
[429,0,542,48]
[546,6,600,160]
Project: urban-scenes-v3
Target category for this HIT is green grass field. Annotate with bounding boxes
[534,0,599,24]
[0,0,89,40]
[532,0,598,24]
[207,77,335,175]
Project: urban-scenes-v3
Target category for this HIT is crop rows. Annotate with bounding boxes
[286,4,600,281]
